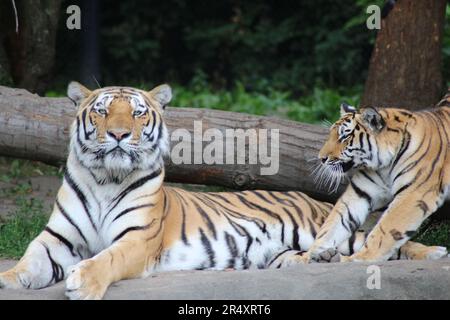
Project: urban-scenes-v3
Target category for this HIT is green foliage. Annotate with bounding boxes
[172,76,361,124]
[0,197,49,259]
[286,87,361,124]
[45,90,64,98]
[415,220,450,250]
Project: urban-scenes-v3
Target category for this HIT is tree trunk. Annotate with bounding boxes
[0,85,337,202]
[0,1,14,85]
[1,0,61,94]
[0,47,13,87]
[362,0,447,110]
[80,0,101,88]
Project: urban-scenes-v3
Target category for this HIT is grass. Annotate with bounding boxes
[0,157,56,258]
[415,220,450,250]
[0,197,49,259]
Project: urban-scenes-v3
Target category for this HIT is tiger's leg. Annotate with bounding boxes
[65,222,163,300]
[392,241,448,260]
[0,229,83,289]
[268,232,367,267]
[338,227,448,261]
[304,176,385,263]
[340,240,448,262]
[346,234,448,261]
[341,191,444,262]
[304,233,447,263]
[268,235,447,267]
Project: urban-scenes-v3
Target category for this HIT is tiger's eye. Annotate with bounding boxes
[133,110,144,117]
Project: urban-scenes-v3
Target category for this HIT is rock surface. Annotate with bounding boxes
[1,258,449,300]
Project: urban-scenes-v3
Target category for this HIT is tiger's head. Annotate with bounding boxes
[67,82,171,181]
[317,103,406,190]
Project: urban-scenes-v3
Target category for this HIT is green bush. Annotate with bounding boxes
[172,76,361,124]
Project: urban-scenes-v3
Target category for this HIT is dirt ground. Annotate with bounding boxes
[0,175,60,219]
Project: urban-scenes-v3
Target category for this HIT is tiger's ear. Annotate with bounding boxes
[361,107,385,132]
[67,81,92,105]
[340,102,356,116]
[148,84,172,111]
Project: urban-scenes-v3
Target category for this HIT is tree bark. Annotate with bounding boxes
[361,0,447,110]
[80,0,101,88]
[0,85,337,202]
[0,1,14,86]
[1,0,61,94]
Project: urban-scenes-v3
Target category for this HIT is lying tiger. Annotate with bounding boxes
[0,83,446,299]
[304,99,450,263]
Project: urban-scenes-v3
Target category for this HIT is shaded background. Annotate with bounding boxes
[1,0,449,123]
[56,0,376,93]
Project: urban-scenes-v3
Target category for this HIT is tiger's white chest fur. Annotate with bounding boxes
[51,154,163,256]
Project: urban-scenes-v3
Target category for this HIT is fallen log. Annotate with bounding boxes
[0,85,337,201]
[1,85,449,220]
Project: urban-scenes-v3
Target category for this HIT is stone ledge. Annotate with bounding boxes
[0,259,449,300]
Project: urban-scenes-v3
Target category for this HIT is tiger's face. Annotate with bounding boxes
[67,82,171,180]
[317,103,404,190]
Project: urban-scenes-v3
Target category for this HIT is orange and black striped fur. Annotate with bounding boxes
[0,83,446,300]
[303,98,450,263]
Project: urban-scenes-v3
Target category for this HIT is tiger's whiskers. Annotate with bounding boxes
[321,119,333,128]
[312,162,345,193]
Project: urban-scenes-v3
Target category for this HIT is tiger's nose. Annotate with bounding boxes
[107,130,131,142]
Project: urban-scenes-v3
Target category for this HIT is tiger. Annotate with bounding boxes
[302,97,450,263]
[0,82,446,300]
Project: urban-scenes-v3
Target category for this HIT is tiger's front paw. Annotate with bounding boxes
[421,246,448,260]
[309,248,340,263]
[0,269,42,289]
[65,260,108,300]
[339,255,354,263]
[0,271,23,289]
[268,250,309,268]
[339,252,378,263]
